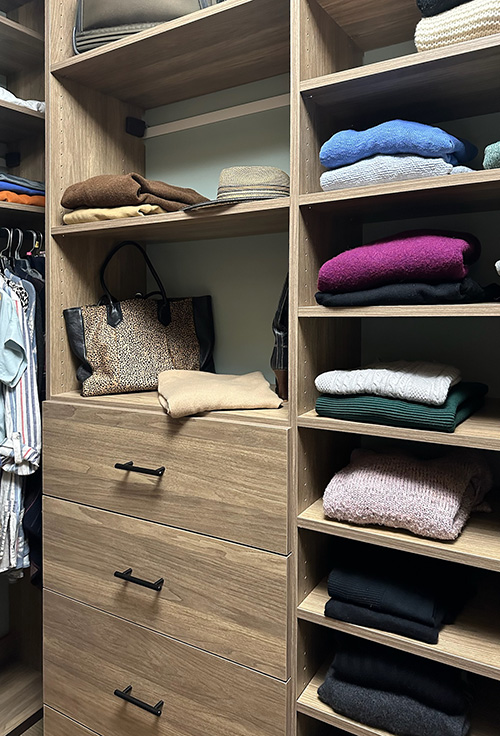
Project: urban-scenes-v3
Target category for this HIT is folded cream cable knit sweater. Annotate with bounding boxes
[323,448,492,540]
[315,361,461,406]
[320,155,472,192]
[415,0,500,52]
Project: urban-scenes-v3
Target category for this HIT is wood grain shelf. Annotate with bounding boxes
[0,662,42,736]
[0,201,44,226]
[52,198,290,242]
[298,578,500,680]
[298,499,500,573]
[299,170,500,220]
[50,0,290,108]
[51,390,290,427]
[297,400,500,452]
[297,665,499,736]
[0,15,43,75]
[301,34,500,124]
[314,0,420,51]
[23,722,43,736]
[298,305,500,318]
[0,100,44,142]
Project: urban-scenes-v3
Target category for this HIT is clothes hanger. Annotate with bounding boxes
[0,227,12,272]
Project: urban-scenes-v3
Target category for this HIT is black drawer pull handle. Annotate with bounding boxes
[114,685,164,716]
[114,568,164,592]
[115,461,165,477]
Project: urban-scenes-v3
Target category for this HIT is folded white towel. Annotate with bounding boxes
[0,87,45,114]
[415,0,500,52]
[315,361,461,406]
[320,154,472,192]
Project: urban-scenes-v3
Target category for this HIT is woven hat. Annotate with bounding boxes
[184,165,290,210]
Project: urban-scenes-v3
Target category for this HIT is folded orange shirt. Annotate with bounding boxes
[0,190,45,206]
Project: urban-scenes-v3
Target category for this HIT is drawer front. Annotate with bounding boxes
[44,592,290,736]
[45,708,98,736]
[44,497,289,679]
[43,401,289,553]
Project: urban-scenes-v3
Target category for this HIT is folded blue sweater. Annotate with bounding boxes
[0,181,45,196]
[320,120,477,170]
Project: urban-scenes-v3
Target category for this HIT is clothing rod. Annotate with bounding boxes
[144,94,290,139]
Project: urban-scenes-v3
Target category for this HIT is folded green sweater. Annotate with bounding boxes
[315,382,488,432]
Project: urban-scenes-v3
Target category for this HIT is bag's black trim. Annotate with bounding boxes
[63,307,93,382]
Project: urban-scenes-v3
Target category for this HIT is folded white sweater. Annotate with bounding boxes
[315,361,461,406]
[320,155,472,192]
[415,0,500,52]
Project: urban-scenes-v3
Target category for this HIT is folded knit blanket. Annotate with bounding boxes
[315,278,500,307]
[320,154,472,191]
[325,599,443,643]
[315,361,461,406]
[319,120,477,170]
[158,370,282,418]
[322,445,492,540]
[317,230,480,294]
[417,0,473,17]
[483,141,500,169]
[63,204,167,224]
[318,670,470,736]
[415,0,500,52]
[316,381,488,433]
[61,172,209,211]
[332,636,467,714]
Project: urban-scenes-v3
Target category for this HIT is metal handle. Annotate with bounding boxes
[115,460,165,477]
[114,568,164,592]
[114,685,164,716]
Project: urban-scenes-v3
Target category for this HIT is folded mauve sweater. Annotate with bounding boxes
[417,0,473,16]
[322,446,492,540]
[315,381,488,433]
[319,120,477,170]
[318,670,470,736]
[61,172,209,211]
[315,278,500,307]
[332,636,467,714]
[317,230,481,294]
[415,0,500,52]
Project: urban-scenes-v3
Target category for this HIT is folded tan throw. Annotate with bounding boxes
[63,204,167,224]
[415,0,500,51]
[61,172,209,211]
[158,370,282,418]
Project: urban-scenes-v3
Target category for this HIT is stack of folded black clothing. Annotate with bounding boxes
[324,545,475,644]
[318,636,471,736]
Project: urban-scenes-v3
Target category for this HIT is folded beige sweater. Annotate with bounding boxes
[415,0,500,52]
[158,370,282,418]
[63,204,167,224]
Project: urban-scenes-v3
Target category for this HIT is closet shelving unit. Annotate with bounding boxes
[292,0,500,734]
[0,0,44,734]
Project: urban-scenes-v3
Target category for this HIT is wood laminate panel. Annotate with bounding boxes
[299,305,500,317]
[53,198,290,241]
[298,578,500,680]
[44,498,289,679]
[50,0,290,108]
[0,100,44,142]
[298,499,500,572]
[0,201,44,226]
[0,662,42,736]
[43,401,289,554]
[24,722,43,736]
[44,708,101,736]
[50,390,289,425]
[302,35,500,122]
[44,593,290,736]
[297,665,499,735]
[0,16,43,75]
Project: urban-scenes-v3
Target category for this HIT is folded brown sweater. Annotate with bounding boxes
[61,173,209,211]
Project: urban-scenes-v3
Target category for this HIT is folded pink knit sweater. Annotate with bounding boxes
[323,448,492,540]
[317,230,481,294]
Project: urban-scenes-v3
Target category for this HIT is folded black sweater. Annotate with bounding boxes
[417,0,473,17]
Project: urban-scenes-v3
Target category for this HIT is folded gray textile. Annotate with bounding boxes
[0,173,45,191]
[318,669,470,736]
[417,0,473,16]
[75,23,159,53]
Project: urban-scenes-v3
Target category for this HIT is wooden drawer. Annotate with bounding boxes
[45,707,99,736]
[44,592,290,736]
[44,497,290,679]
[43,401,289,553]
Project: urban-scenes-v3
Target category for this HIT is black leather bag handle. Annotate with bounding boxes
[99,240,171,328]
